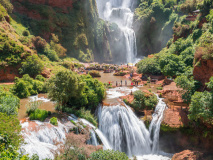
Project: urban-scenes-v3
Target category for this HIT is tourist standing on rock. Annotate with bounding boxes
[116,81,118,87]
[121,80,122,86]
[125,80,127,86]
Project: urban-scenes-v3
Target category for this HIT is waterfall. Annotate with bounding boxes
[149,95,167,153]
[98,95,168,157]
[96,0,137,63]
[80,118,112,150]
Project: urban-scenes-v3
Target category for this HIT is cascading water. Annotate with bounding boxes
[149,95,167,153]
[20,121,68,160]
[98,104,151,156]
[96,0,137,63]
[97,88,170,158]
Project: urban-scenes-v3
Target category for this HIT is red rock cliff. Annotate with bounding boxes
[193,59,213,86]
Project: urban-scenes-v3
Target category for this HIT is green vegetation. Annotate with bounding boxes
[0,91,20,116]
[19,54,44,77]
[137,57,161,75]
[29,109,49,121]
[48,71,105,110]
[0,113,22,159]
[136,0,213,129]
[65,107,97,127]
[88,70,101,77]
[124,90,158,111]
[50,117,58,126]
[0,32,24,66]
[12,74,47,98]
[90,150,129,160]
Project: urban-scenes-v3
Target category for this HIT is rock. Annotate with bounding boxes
[172,150,203,160]
[193,59,213,87]
[0,65,21,82]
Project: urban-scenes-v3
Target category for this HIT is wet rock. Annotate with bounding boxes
[172,150,203,160]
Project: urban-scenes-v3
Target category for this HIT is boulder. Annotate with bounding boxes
[172,150,203,160]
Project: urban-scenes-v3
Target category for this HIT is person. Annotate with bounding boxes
[121,80,122,86]
[130,90,132,95]
[125,80,127,86]
[116,81,118,87]
[109,81,110,85]
[131,82,133,86]
[127,64,128,68]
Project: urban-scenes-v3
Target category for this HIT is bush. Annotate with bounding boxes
[50,117,58,126]
[88,70,101,77]
[29,109,48,121]
[19,55,44,77]
[0,113,22,159]
[22,30,30,37]
[89,150,129,160]
[0,91,20,116]
[157,87,163,90]
[12,74,46,98]
[44,45,60,61]
[132,90,158,110]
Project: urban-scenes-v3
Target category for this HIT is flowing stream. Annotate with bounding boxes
[96,0,137,63]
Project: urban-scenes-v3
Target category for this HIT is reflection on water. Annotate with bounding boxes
[18,94,56,120]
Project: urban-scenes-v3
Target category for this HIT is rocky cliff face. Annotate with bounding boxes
[11,0,113,63]
[193,59,213,87]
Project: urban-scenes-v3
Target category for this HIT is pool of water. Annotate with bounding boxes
[18,94,55,120]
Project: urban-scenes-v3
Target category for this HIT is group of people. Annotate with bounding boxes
[115,80,127,87]
[114,80,139,87]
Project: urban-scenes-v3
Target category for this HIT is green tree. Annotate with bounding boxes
[137,57,161,75]
[19,55,44,77]
[47,70,85,106]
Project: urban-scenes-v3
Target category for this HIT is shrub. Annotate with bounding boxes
[19,55,44,77]
[22,30,30,37]
[44,45,60,61]
[12,74,46,98]
[50,117,58,126]
[132,90,158,110]
[0,0,13,13]
[29,109,48,121]
[31,36,47,53]
[90,150,129,160]
[88,70,101,77]
[0,113,22,159]
[50,33,67,58]
[157,87,163,90]
[0,91,20,116]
